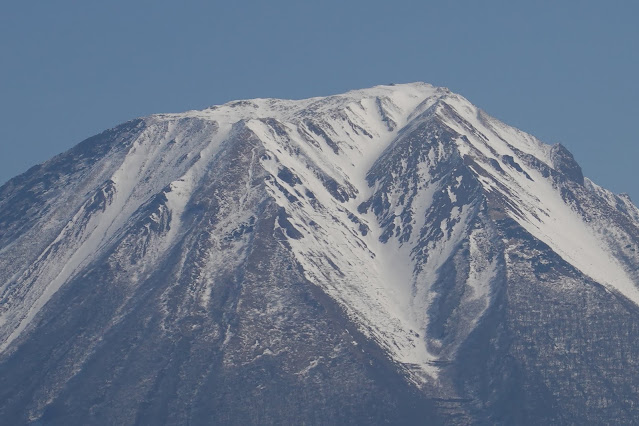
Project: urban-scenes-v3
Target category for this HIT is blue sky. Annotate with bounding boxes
[1,1,637,201]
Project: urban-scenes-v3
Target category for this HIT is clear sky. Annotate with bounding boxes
[1,1,637,201]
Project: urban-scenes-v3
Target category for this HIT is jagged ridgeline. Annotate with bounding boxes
[1,83,639,425]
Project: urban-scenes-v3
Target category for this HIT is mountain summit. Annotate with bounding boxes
[1,83,639,424]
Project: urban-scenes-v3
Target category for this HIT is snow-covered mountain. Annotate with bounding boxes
[1,83,639,424]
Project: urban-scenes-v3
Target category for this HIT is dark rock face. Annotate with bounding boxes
[0,84,638,424]
[550,143,584,185]
[451,218,639,424]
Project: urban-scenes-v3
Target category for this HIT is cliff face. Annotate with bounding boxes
[1,83,638,424]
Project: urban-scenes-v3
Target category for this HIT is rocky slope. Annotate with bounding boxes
[1,83,638,424]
